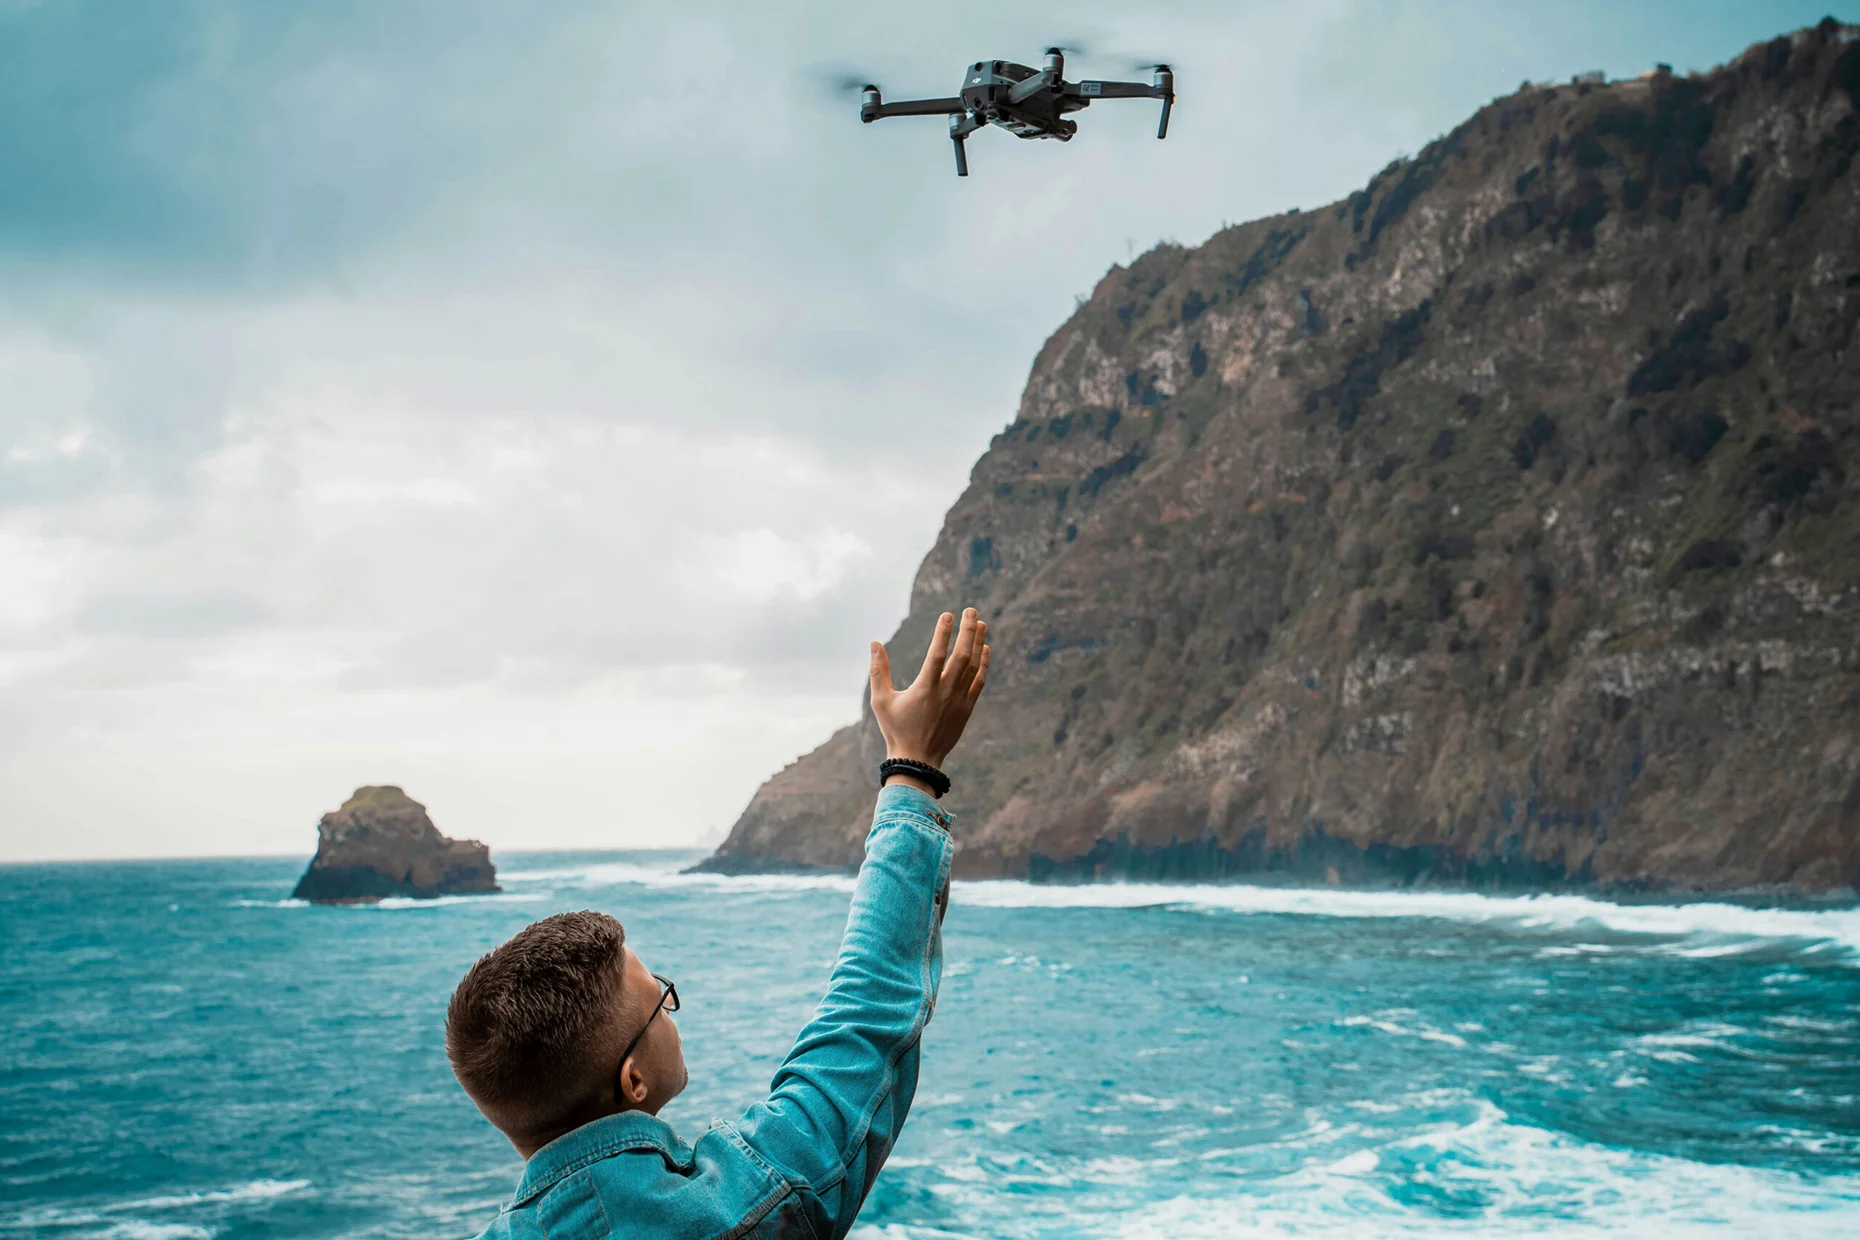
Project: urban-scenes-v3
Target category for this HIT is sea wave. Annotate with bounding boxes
[1106,1128,1860,1238]
[372,893,549,909]
[850,1097,1860,1239]
[93,1226,210,1240]
[1,1179,310,1236]
[501,862,856,895]
[951,881,1860,964]
[500,859,1860,965]
[232,893,547,910]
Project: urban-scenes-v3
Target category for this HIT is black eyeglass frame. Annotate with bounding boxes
[613,973,680,1098]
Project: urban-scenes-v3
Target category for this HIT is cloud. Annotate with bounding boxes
[74,587,271,638]
[1,0,1843,859]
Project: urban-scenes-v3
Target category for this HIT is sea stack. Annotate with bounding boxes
[292,785,499,904]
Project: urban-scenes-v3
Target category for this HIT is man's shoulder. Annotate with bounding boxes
[489,1121,815,1239]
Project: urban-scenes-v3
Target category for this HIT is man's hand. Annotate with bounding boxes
[869,609,991,786]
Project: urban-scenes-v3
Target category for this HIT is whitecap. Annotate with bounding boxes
[501,860,855,895]
[1337,1011,1469,1047]
[371,893,548,909]
[495,861,1860,968]
[95,1225,211,1240]
[113,1179,311,1211]
[0,1178,313,1232]
[947,881,1860,965]
[233,893,546,910]
[1087,1099,1860,1238]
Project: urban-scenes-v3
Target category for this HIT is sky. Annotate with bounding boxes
[1,0,1850,862]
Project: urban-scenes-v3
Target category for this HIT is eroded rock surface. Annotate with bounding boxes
[705,25,1860,892]
[292,786,499,903]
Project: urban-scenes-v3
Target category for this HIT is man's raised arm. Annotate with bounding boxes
[734,609,990,1240]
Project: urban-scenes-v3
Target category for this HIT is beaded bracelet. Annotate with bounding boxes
[877,757,951,799]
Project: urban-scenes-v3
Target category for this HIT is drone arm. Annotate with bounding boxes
[1006,72,1054,106]
[863,96,966,122]
[1062,80,1161,100]
[1062,71,1175,139]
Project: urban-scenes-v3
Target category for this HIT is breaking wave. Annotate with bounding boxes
[232,893,547,910]
[498,858,1860,965]
[953,881,1860,963]
[1,1179,311,1236]
[500,860,856,895]
[850,1095,1860,1239]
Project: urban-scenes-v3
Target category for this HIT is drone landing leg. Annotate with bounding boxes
[952,133,969,177]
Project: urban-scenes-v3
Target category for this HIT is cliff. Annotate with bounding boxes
[292,785,499,903]
[705,24,1860,893]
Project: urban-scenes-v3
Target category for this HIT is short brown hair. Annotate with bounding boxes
[446,910,630,1139]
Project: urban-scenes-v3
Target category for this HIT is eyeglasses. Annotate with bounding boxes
[615,973,679,1078]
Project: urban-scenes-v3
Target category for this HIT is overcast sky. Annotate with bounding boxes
[1,0,1847,861]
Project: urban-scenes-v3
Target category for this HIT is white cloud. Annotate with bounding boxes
[0,0,1823,859]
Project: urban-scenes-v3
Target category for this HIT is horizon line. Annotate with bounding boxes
[0,843,714,868]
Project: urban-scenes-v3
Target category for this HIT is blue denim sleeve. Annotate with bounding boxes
[733,784,952,1240]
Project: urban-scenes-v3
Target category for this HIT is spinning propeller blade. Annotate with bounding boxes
[810,66,882,99]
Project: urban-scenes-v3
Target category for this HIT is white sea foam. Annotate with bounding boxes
[501,861,856,895]
[0,1179,310,1235]
[1154,1100,1860,1239]
[491,856,1860,963]
[95,1225,211,1240]
[371,893,548,909]
[1338,1011,1469,1047]
[951,880,1860,964]
[112,1179,311,1211]
[233,893,546,910]
[849,1098,1860,1239]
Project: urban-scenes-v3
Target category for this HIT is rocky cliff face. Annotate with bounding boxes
[292,786,499,903]
[706,24,1860,893]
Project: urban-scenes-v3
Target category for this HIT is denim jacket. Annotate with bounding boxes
[477,784,954,1240]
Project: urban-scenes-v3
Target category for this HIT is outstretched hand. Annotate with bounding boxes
[869,608,991,777]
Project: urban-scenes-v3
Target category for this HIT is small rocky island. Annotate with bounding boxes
[292,785,499,903]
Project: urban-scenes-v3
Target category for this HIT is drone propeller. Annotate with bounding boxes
[1139,63,1177,139]
[810,67,882,100]
[1039,41,1181,73]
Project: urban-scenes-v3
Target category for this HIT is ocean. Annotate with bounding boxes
[3,851,1857,1238]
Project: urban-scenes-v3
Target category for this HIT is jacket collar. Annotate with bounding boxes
[511,1109,689,1208]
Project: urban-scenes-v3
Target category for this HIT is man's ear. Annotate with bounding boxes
[616,1056,650,1108]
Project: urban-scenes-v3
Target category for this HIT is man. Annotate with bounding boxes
[447,609,992,1239]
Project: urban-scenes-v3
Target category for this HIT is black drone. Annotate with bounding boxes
[856,48,1174,176]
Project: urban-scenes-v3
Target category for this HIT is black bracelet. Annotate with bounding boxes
[878,758,951,799]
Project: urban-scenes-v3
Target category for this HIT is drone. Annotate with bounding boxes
[856,48,1174,176]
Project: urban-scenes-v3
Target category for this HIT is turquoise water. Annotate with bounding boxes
[3,852,1858,1238]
